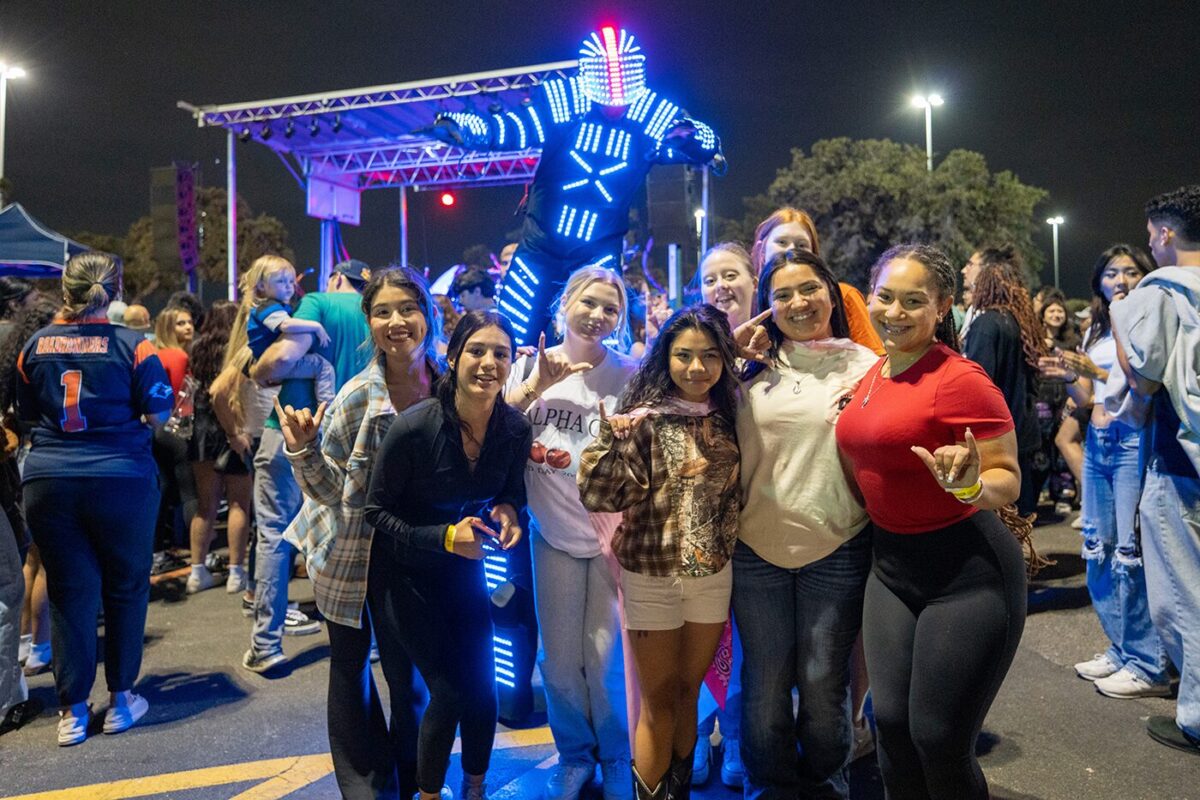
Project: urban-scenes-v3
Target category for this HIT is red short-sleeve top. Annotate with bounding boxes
[836,344,1013,533]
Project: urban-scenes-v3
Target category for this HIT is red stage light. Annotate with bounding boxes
[440,192,455,207]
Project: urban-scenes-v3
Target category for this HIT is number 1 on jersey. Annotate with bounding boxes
[60,370,88,432]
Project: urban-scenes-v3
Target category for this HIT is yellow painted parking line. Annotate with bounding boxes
[1,727,554,800]
[0,754,332,800]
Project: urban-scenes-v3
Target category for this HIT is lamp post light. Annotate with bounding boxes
[1046,215,1064,289]
[694,207,706,267]
[910,93,944,172]
[0,62,27,202]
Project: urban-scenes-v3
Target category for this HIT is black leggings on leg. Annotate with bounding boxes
[862,512,1027,800]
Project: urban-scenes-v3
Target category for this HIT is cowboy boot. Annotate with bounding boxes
[667,747,695,800]
[632,763,667,800]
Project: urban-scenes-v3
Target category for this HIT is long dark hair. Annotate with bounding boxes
[971,250,1045,368]
[743,249,850,382]
[0,294,61,412]
[869,243,960,353]
[620,304,741,424]
[362,264,441,368]
[190,301,239,402]
[434,310,516,442]
[1086,244,1156,346]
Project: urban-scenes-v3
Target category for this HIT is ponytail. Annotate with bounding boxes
[60,252,121,321]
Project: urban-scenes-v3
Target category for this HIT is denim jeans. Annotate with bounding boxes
[1081,423,1170,683]
[532,533,630,766]
[1141,466,1200,739]
[1,511,25,714]
[731,531,871,800]
[251,428,303,657]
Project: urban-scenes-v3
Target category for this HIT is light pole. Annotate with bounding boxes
[1046,216,1064,289]
[910,93,944,171]
[0,62,27,204]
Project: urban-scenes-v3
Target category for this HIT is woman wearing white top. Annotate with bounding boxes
[733,249,877,799]
[504,265,638,800]
[1040,244,1171,698]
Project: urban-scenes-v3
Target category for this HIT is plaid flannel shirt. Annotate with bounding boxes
[283,359,395,628]
[577,407,740,577]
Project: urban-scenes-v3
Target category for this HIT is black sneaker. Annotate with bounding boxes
[1147,715,1200,755]
[284,608,321,636]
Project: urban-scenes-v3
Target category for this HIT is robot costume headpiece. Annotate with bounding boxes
[577,26,648,107]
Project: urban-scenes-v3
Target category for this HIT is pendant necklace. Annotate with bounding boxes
[860,358,889,407]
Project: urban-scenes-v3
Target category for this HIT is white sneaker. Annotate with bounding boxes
[1074,652,1120,681]
[1071,514,1085,530]
[284,608,321,636]
[1094,668,1173,699]
[544,762,593,800]
[18,633,31,665]
[186,566,216,594]
[226,567,248,594]
[23,642,51,676]
[599,758,633,800]
[1054,501,1073,516]
[57,704,90,746]
[103,693,149,734]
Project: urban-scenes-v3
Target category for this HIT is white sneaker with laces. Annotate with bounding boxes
[720,737,745,788]
[544,762,593,800]
[186,566,216,594]
[23,642,51,676]
[103,693,149,734]
[1074,652,1120,681]
[226,566,248,594]
[1094,668,1173,699]
[284,608,321,636]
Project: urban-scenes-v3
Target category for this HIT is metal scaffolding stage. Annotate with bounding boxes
[179,61,578,296]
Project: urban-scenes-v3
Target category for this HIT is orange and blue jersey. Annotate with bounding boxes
[16,318,174,482]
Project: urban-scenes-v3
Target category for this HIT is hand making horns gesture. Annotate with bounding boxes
[731,309,772,363]
[912,427,982,490]
[274,397,327,452]
[532,331,593,392]
[598,399,648,441]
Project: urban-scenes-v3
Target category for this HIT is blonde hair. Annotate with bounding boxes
[60,251,121,321]
[251,255,296,307]
[224,254,294,368]
[554,264,632,351]
[154,306,192,350]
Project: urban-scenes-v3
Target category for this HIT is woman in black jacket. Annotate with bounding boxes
[365,310,532,800]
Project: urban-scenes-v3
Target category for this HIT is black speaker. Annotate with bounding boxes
[644,165,700,290]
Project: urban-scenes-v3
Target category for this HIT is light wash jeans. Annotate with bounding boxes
[531,533,630,767]
[1080,423,1170,683]
[1141,464,1200,739]
[732,532,871,800]
[251,428,303,657]
[1,512,25,714]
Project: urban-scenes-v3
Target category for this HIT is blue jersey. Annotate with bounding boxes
[247,302,292,360]
[16,319,174,481]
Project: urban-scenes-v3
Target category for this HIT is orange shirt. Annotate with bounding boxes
[839,283,885,356]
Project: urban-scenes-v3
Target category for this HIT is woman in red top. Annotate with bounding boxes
[836,244,1027,800]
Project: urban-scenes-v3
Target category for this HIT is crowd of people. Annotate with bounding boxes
[1,184,1199,800]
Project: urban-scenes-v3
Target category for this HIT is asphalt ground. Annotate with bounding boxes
[1,514,1196,799]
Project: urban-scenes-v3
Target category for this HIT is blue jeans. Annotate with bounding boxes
[251,428,303,657]
[532,533,630,766]
[1081,423,1170,683]
[732,532,871,800]
[1141,466,1200,739]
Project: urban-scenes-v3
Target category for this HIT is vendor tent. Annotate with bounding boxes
[0,203,89,278]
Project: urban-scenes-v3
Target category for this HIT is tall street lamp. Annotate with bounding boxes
[1046,216,1065,289]
[910,93,944,172]
[0,62,27,204]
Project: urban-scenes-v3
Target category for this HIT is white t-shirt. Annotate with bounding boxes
[737,338,877,569]
[1086,332,1120,407]
[506,348,639,558]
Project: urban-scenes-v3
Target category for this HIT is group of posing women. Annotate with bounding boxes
[13,204,1045,800]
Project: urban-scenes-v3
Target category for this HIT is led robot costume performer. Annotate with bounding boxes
[430,26,725,344]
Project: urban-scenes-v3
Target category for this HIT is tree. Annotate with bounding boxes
[721,138,1049,289]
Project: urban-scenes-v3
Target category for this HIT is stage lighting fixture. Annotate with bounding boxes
[440,192,456,207]
[238,128,252,143]
[284,120,295,138]
[260,124,273,141]
[331,114,342,133]
[309,119,320,137]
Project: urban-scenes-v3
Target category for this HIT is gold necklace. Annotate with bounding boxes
[860,358,888,408]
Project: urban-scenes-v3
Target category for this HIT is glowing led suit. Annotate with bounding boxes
[431,27,724,344]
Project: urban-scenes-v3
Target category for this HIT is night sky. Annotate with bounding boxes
[3,1,1198,298]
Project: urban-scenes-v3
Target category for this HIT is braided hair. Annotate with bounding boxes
[971,248,1046,368]
[869,243,960,352]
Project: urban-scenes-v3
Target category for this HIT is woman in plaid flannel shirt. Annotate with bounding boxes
[277,267,443,800]
[578,305,741,800]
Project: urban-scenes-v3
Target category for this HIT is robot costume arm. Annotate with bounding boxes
[652,115,726,174]
[429,77,586,151]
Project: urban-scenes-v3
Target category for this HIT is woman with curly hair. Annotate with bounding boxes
[962,245,1047,515]
[183,301,252,595]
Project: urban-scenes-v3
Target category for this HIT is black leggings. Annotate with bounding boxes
[326,602,424,800]
[370,533,497,794]
[862,511,1027,800]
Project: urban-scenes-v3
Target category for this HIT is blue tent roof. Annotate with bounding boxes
[0,203,89,278]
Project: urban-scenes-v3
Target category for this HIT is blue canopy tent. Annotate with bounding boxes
[0,203,89,278]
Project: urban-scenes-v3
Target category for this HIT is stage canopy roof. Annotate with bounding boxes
[0,203,90,278]
[179,60,578,192]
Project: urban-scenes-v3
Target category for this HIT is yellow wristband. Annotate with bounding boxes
[949,480,984,504]
[444,524,456,553]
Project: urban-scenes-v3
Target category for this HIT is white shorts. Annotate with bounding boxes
[620,563,732,631]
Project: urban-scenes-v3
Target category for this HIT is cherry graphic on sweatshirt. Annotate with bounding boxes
[530,441,547,464]
[545,449,572,469]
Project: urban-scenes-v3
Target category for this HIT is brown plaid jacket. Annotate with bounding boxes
[577,409,740,577]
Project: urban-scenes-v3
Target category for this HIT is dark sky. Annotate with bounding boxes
[3,1,1198,298]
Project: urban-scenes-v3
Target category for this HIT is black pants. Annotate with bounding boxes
[25,476,159,706]
[862,512,1026,800]
[153,429,197,549]
[326,601,424,800]
[370,533,498,794]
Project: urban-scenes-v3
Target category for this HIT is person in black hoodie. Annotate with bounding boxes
[365,310,532,800]
[962,246,1047,516]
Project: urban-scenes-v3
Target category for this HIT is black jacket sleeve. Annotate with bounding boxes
[363,412,448,553]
